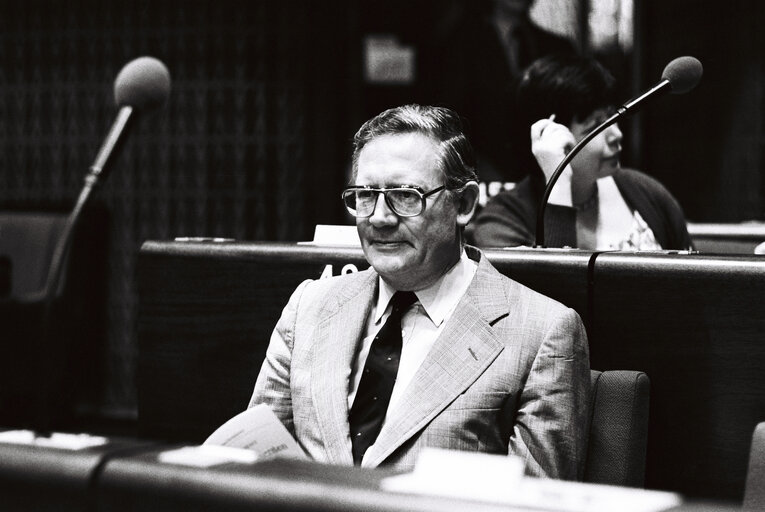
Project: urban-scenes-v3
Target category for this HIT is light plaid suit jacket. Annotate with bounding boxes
[249,246,590,480]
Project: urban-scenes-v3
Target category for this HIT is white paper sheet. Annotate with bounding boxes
[382,448,682,512]
[157,444,258,468]
[0,430,108,450]
[203,403,305,460]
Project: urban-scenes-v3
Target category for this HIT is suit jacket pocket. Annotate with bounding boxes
[426,393,511,453]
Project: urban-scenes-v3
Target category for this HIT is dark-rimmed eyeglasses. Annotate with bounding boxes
[341,185,446,218]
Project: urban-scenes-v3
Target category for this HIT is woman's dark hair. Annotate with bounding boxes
[515,54,618,194]
[516,53,618,129]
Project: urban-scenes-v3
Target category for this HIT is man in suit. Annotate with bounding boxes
[250,104,590,480]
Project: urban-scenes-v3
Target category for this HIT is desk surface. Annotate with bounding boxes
[687,222,765,254]
[97,450,738,512]
[0,436,741,512]
[0,434,157,512]
[688,221,765,238]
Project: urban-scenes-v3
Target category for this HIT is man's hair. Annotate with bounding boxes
[516,54,618,129]
[351,104,478,189]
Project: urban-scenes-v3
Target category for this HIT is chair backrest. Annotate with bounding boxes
[585,369,650,487]
[0,207,109,427]
[744,422,765,510]
[0,211,68,299]
[0,255,9,298]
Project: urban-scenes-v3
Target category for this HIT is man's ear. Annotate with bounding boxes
[455,181,480,227]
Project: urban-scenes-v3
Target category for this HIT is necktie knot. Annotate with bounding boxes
[391,291,417,314]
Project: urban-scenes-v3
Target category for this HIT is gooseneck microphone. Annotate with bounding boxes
[43,56,171,300]
[89,57,172,182]
[534,56,703,248]
[35,57,170,433]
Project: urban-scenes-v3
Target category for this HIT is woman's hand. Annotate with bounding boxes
[530,115,576,183]
[530,115,575,206]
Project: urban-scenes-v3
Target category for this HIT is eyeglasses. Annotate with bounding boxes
[341,185,446,218]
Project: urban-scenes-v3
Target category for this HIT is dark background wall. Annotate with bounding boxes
[637,0,765,222]
[0,0,354,422]
[0,0,763,426]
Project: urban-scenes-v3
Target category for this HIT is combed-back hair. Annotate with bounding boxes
[351,104,478,189]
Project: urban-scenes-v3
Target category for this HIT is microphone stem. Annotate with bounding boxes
[35,170,101,435]
[42,174,99,300]
[619,80,670,115]
[534,78,674,247]
[534,111,619,248]
[91,106,134,177]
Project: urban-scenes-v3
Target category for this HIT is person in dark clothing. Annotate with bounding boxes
[470,54,693,250]
[421,0,576,182]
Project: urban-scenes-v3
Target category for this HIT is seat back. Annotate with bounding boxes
[0,255,9,298]
[744,422,765,510]
[0,211,68,299]
[0,207,109,428]
[585,370,650,487]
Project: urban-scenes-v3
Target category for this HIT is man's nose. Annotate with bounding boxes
[368,193,398,227]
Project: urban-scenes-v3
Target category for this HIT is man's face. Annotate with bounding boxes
[354,132,462,291]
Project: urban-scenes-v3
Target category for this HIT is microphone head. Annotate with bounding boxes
[114,56,171,110]
[661,56,703,94]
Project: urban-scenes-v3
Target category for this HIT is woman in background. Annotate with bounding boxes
[470,54,693,250]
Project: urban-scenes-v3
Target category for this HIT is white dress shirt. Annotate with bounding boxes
[348,250,478,415]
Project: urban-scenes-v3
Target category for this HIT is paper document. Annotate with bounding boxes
[158,445,258,468]
[0,430,108,450]
[203,403,306,461]
[382,448,682,512]
[297,224,361,246]
[382,448,525,503]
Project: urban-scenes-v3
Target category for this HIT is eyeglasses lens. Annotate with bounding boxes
[343,189,423,217]
[387,189,421,216]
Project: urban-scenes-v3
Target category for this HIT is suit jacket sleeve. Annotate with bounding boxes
[248,279,312,435]
[509,306,590,480]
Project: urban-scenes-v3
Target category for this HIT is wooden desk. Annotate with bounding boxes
[0,433,155,511]
[589,252,765,500]
[137,241,765,501]
[137,242,592,442]
[688,222,765,254]
[96,449,736,512]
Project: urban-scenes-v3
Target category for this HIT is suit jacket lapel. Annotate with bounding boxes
[311,269,377,465]
[363,254,512,467]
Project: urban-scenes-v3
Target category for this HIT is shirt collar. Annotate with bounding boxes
[375,250,478,326]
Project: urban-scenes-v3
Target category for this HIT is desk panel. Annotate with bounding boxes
[138,242,369,442]
[0,435,155,511]
[96,452,513,512]
[137,242,592,443]
[0,255,9,297]
[688,222,765,254]
[138,241,765,500]
[589,253,765,500]
[96,450,733,512]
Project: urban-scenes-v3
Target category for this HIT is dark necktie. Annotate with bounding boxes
[349,290,418,465]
